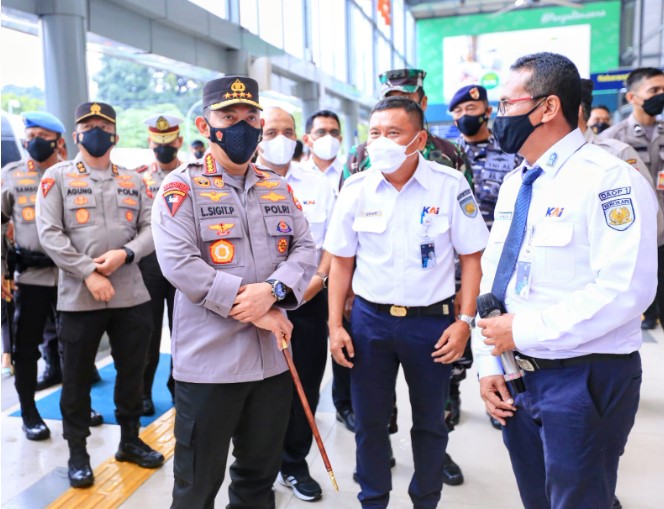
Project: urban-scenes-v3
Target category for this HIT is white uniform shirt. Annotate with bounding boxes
[324,154,489,306]
[284,162,336,262]
[473,129,658,377]
[302,156,343,196]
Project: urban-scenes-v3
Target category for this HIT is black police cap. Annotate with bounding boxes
[75,102,116,124]
[203,76,262,111]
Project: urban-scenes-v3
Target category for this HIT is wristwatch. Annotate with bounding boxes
[123,247,135,264]
[266,279,288,301]
[316,271,329,289]
[457,314,475,328]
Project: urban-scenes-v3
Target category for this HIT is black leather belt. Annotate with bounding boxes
[358,296,455,318]
[514,351,636,372]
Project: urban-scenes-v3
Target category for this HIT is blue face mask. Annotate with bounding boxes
[207,120,263,165]
[77,127,115,157]
[492,100,545,154]
[26,136,58,162]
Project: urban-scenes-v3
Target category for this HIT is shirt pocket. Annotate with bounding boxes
[65,194,97,229]
[488,218,510,244]
[263,215,295,263]
[531,222,575,283]
[199,216,244,268]
[116,194,140,228]
[303,208,326,247]
[15,193,37,223]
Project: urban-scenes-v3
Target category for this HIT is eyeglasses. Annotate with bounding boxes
[497,94,547,115]
[312,128,341,138]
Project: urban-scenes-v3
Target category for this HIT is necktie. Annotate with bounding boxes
[491,166,543,302]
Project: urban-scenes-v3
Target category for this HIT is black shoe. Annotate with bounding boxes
[445,397,461,427]
[68,456,94,488]
[336,408,356,433]
[488,414,502,430]
[142,398,155,416]
[35,369,62,391]
[641,317,657,329]
[22,414,50,441]
[442,453,463,486]
[612,496,622,509]
[116,437,164,468]
[90,409,103,427]
[278,471,322,501]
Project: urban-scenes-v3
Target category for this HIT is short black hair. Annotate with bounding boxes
[626,67,664,91]
[511,52,581,129]
[580,78,594,121]
[591,105,611,114]
[305,110,341,134]
[191,140,204,148]
[293,139,303,160]
[371,96,424,131]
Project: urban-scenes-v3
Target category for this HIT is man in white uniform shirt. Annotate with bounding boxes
[301,110,344,195]
[256,107,336,502]
[473,52,657,509]
[325,96,488,509]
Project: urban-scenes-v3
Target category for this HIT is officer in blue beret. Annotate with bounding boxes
[449,85,522,431]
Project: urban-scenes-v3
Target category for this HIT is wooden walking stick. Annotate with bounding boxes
[281,338,339,491]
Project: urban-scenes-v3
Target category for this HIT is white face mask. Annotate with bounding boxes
[366,134,420,174]
[260,135,297,166]
[311,135,341,160]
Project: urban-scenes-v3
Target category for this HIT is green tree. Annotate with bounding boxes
[1,86,45,114]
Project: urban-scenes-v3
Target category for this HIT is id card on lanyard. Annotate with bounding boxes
[420,216,436,269]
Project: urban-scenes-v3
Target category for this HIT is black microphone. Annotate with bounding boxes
[476,293,526,394]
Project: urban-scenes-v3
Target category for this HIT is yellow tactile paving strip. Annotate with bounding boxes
[47,408,176,509]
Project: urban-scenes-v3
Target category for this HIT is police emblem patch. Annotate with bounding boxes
[18,178,36,185]
[213,177,225,188]
[277,220,292,233]
[261,192,286,202]
[75,208,90,224]
[21,207,35,222]
[194,177,211,187]
[17,196,28,205]
[602,198,634,231]
[200,191,229,202]
[41,178,55,197]
[209,223,235,236]
[118,181,135,189]
[459,196,478,217]
[210,239,234,264]
[74,196,89,206]
[70,180,88,188]
[163,181,190,216]
[255,180,279,189]
[126,210,134,222]
[123,197,138,206]
[277,238,288,254]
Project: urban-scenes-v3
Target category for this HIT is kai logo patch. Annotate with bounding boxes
[41,178,55,197]
[208,223,235,236]
[261,192,286,202]
[162,181,190,216]
[545,207,564,218]
[210,239,234,264]
[200,191,229,202]
[602,198,634,231]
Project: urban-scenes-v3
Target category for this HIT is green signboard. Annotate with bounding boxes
[417,0,621,117]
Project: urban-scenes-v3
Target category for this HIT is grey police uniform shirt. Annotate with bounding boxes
[585,127,664,245]
[600,115,664,191]
[457,134,522,228]
[137,162,168,203]
[151,153,317,384]
[1,159,58,286]
[35,154,153,311]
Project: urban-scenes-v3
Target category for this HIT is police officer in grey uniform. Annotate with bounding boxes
[36,102,164,488]
[136,113,184,414]
[600,67,664,330]
[151,77,316,509]
[1,112,64,441]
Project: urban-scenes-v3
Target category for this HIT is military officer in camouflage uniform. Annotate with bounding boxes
[36,102,164,489]
[343,68,472,187]
[135,113,184,414]
[1,112,65,441]
[600,67,664,330]
[151,77,316,509]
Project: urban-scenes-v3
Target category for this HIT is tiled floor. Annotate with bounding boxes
[2,327,663,508]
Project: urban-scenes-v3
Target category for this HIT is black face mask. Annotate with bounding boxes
[207,120,262,164]
[492,100,545,154]
[77,127,115,157]
[590,122,610,135]
[153,144,178,164]
[456,112,488,137]
[194,150,205,159]
[642,93,664,117]
[26,136,58,163]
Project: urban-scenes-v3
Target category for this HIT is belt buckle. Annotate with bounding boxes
[516,357,536,372]
[390,305,407,317]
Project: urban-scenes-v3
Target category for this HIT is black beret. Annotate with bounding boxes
[449,85,488,111]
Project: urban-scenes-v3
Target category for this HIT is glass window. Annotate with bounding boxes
[258,0,284,48]
[283,0,304,58]
[349,4,374,96]
[240,0,259,34]
[376,36,392,78]
[405,11,416,66]
[187,0,228,19]
[392,0,405,56]
[311,0,347,81]
[353,0,373,19]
